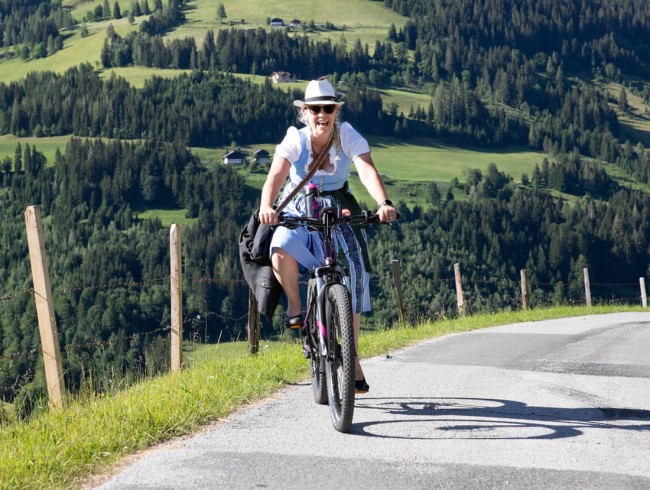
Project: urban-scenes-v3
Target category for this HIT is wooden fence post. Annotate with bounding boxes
[24,206,64,409]
[454,263,466,316]
[170,224,183,371]
[640,277,647,308]
[520,269,529,310]
[247,289,260,354]
[391,259,406,325]
[583,267,592,307]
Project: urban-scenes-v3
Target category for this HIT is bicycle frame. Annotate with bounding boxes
[303,208,348,360]
[278,207,383,432]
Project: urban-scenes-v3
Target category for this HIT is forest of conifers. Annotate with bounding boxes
[1,0,650,417]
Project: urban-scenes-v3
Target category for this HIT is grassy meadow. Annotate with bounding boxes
[0,305,642,489]
[162,0,407,48]
[1,132,546,210]
[0,0,647,211]
[0,0,404,85]
[0,134,72,167]
[0,18,139,84]
[0,0,544,209]
[136,208,196,227]
[600,81,650,147]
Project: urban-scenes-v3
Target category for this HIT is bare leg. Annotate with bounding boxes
[271,248,301,317]
[353,313,364,380]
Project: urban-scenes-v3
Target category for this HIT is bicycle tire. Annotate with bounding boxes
[325,283,355,432]
[308,279,328,405]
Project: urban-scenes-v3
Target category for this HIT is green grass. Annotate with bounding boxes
[380,87,434,114]
[196,138,546,208]
[99,66,193,87]
[136,208,196,227]
[0,135,72,167]
[1,0,404,85]
[368,136,544,182]
[0,19,138,84]
[166,0,406,49]
[0,305,642,489]
[0,402,13,425]
[603,83,650,147]
[357,136,545,207]
[0,133,543,209]
[183,337,286,365]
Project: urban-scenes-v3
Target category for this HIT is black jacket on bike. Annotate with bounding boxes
[239,210,283,319]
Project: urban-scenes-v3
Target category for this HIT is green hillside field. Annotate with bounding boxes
[0,18,138,84]
[147,0,407,47]
[0,0,405,85]
[2,0,647,212]
[0,0,540,208]
[1,133,545,211]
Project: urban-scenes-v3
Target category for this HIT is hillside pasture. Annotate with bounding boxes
[368,136,544,183]
[0,19,139,84]
[200,138,546,208]
[0,135,72,167]
[100,66,194,87]
[598,80,650,147]
[136,208,196,227]
[1,0,403,86]
[380,88,434,115]
[167,0,406,49]
[348,139,545,206]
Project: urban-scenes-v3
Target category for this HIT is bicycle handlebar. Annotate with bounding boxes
[277,208,396,230]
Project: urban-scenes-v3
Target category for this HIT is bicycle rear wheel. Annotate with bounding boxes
[308,279,328,405]
[324,283,355,433]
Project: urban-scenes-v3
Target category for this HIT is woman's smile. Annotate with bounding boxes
[309,114,333,135]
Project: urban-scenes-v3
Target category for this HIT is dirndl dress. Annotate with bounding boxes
[269,123,372,314]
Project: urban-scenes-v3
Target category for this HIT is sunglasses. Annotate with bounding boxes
[307,104,337,114]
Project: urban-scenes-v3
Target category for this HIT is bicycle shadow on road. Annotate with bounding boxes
[349,397,650,440]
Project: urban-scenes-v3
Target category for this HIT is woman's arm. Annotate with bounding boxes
[259,156,291,224]
[354,152,396,222]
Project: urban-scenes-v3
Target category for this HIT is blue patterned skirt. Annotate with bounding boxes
[270,182,371,313]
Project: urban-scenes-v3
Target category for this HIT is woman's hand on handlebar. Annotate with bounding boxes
[377,203,398,223]
[259,205,279,225]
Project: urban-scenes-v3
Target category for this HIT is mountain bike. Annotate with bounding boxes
[279,208,384,433]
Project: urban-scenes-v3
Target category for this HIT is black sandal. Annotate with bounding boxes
[355,377,370,394]
[284,314,303,330]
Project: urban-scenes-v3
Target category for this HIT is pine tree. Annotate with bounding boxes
[216,3,226,24]
[14,143,22,172]
[23,143,31,175]
[429,182,441,204]
[618,86,629,112]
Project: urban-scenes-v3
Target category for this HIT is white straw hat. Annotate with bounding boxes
[293,79,344,107]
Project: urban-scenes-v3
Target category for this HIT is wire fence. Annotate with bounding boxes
[0,271,645,362]
[0,255,647,417]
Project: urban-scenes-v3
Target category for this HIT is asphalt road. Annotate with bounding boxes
[94,313,650,489]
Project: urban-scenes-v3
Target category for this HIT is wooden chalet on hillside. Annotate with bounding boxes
[222,150,246,165]
[253,149,271,164]
[271,71,293,83]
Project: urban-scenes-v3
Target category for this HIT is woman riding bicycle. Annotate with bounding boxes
[258,77,397,394]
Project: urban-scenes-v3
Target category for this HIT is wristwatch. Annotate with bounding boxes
[379,199,393,207]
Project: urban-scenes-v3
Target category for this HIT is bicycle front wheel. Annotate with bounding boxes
[324,283,355,433]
